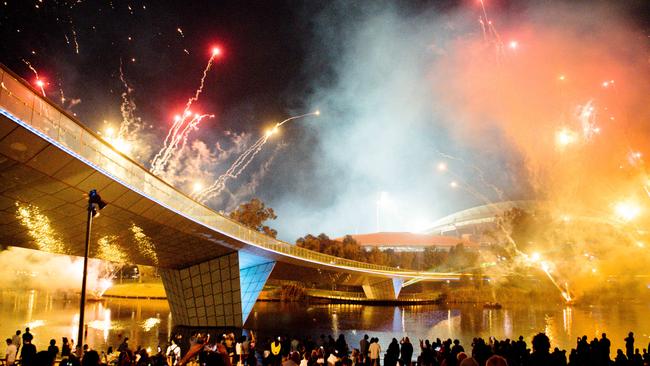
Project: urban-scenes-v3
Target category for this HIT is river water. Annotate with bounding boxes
[1,290,649,356]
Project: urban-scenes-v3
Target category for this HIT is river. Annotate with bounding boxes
[1,290,648,356]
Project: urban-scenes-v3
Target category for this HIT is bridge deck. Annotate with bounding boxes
[0,64,459,279]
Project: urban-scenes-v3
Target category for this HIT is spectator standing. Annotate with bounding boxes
[48,339,59,359]
[384,338,399,366]
[167,339,181,366]
[400,338,413,366]
[368,339,381,366]
[62,337,71,357]
[21,338,37,366]
[625,332,635,359]
[12,331,21,355]
[5,338,18,366]
[360,335,370,365]
[22,328,34,344]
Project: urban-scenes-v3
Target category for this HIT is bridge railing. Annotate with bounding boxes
[0,65,455,277]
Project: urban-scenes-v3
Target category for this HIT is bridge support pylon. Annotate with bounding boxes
[362,277,404,300]
[160,251,275,328]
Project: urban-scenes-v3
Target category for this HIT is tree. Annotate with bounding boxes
[228,198,278,238]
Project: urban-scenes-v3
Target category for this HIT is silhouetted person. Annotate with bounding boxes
[599,333,611,362]
[82,350,101,366]
[21,339,38,366]
[118,338,130,353]
[451,339,465,362]
[632,348,643,366]
[335,335,348,357]
[400,337,413,366]
[551,347,567,366]
[384,338,399,366]
[62,337,71,357]
[614,349,627,366]
[34,350,55,366]
[22,328,34,344]
[47,339,59,360]
[360,335,369,363]
[529,333,552,366]
[625,332,635,359]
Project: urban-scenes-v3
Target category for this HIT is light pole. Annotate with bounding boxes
[78,189,106,347]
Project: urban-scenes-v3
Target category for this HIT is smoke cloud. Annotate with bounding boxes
[261,1,650,300]
[0,247,113,295]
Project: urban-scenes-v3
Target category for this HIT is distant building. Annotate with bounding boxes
[341,232,478,252]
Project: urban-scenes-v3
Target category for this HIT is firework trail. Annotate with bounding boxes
[436,150,505,200]
[193,135,269,203]
[194,111,319,203]
[117,60,141,140]
[22,59,46,97]
[577,100,599,140]
[443,161,572,301]
[70,19,80,54]
[150,48,221,175]
[477,0,506,61]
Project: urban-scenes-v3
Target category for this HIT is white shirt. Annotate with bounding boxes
[327,354,339,366]
[6,344,17,364]
[369,343,381,360]
[166,344,181,365]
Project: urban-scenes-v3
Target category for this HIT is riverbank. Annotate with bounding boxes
[102,282,166,299]
[101,281,571,305]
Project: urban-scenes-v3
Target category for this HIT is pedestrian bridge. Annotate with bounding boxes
[0,64,463,328]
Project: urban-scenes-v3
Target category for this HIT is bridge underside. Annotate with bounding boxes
[0,109,281,325]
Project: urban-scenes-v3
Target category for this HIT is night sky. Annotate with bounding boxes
[2,1,649,241]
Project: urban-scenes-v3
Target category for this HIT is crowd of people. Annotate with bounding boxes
[4,327,650,366]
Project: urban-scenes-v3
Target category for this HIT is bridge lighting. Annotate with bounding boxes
[314,110,320,116]
[437,162,448,172]
[111,138,132,154]
[450,181,459,189]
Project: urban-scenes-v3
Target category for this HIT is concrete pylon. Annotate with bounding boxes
[362,277,404,300]
[160,251,275,327]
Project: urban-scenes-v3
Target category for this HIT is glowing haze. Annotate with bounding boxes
[262,1,650,300]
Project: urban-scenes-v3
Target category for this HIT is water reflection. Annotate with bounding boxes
[0,290,170,351]
[1,290,650,355]
[247,301,650,353]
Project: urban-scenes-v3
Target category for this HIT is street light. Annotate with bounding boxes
[78,189,107,346]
